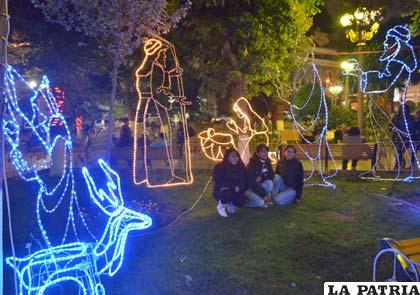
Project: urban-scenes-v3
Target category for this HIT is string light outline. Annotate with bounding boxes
[133,35,193,188]
[3,67,95,247]
[3,68,152,294]
[289,64,338,189]
[356,25,419,181]
[198,128,237,161]
[198,97,269,162]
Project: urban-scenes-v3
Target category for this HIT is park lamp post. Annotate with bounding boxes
[340,7,382,137]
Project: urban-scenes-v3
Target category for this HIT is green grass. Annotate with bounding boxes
[4,169,420,294]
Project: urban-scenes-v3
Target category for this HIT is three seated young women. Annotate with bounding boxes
[213,144,304,217]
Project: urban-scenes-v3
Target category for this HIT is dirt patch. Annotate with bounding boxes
[321,211,355,222]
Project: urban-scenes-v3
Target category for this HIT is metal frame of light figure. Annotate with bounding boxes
[3,67,152,294]
[133,35,193,188]
[289,64,337,189]
[355,25,419,181]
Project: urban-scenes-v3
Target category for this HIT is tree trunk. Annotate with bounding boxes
[0,0,9,294]
[222,33,246,98]
[105,48,120,163]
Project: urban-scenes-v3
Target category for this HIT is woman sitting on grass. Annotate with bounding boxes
[274,145,304,205]
[213,148,247,217]
[245,144,275,208]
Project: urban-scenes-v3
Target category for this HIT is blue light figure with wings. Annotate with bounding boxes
[3,67,152,294]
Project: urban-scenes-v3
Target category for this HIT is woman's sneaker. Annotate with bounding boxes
[227,203,236,214]
[217,201,228,217]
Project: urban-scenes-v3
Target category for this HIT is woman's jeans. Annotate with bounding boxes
[245,179,274,207]
[272,174,296,206]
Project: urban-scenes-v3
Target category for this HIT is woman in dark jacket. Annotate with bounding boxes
[274,145,304,205]
[245,144,276,208]
[213,148,247,217]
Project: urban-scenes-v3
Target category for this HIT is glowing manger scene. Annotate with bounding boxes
[2,1,420,294]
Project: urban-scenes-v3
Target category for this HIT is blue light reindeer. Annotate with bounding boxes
[3,67,152,294]
[6,159,152,294]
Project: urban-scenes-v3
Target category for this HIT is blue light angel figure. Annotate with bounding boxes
[3,67,152,294]
[2,67,90,248]
[355,26,419,180]
[289,64,337,188]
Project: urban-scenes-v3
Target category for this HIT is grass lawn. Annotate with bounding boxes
[3,168,420,295]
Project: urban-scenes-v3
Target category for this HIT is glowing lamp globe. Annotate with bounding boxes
[329,85,343,96]
[340,61,355,73]
[340,14,353,27]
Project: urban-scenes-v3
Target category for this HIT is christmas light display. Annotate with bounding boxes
[198,128,236,161]
[133,35,193,188]
[3,67,152,294]
[198,97,269,163]
[355,25,419,181]
[289,64,337,188]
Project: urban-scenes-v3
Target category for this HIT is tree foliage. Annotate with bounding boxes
[409,8,420,36]
[32,0,191,159]
[171,0,321,112]
[9,15,110,123]
[31,0,191,62]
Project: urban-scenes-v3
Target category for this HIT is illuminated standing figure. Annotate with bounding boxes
[3,67,93,248]
[289,65,337,188]
[133,36,193,188]
[357,25,419,181]
[3,67,152,294]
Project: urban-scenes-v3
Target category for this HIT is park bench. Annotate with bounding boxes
[373,237,420,282]
[277,143,377,171]
[326,143,377,170]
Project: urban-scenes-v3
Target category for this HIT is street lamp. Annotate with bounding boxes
[340,7,382,137]
[340,7,382,46]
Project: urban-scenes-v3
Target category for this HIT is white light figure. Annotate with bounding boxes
[289,64,337,188]
[3,67,152,294]
[133,36,193,188]
[354,25,419,181]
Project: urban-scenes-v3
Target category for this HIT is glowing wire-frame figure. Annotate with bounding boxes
[355,25,419,181]
[6,159,152,295]
[289,64,337,188]
[3,67,152,294]
[3,67,93,248]
[198,97,269,163]
[133,35,193,188]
